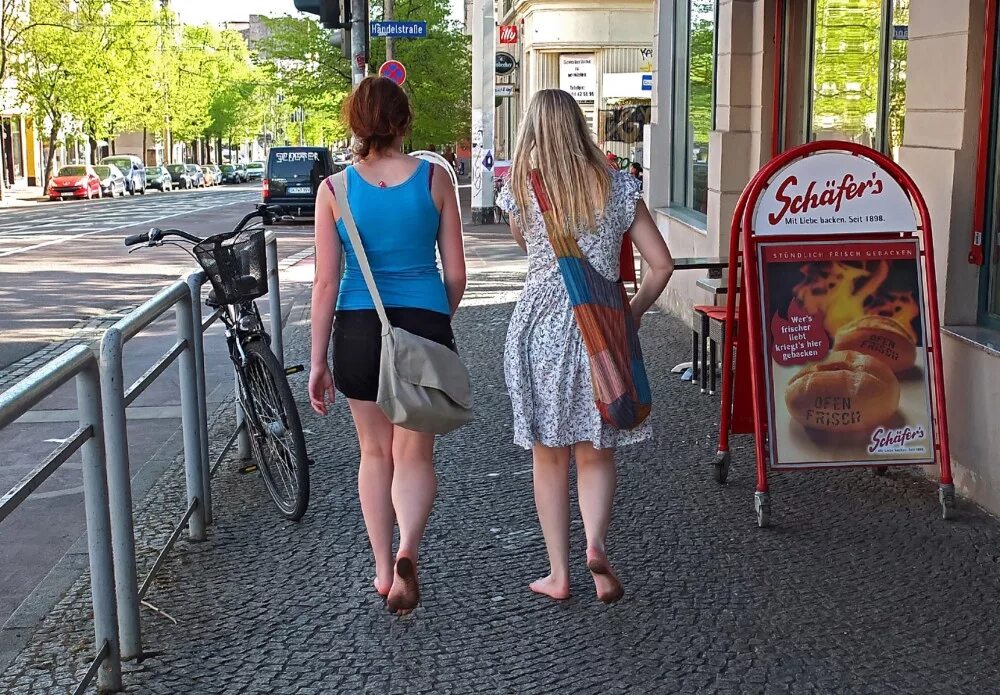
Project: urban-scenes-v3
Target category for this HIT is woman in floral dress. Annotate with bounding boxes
[497,89,674,603]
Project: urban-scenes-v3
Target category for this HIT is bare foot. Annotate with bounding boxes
[373,576,391,598]
[586,549,624,604]
[387,557,420,615]
[529,574,571,600]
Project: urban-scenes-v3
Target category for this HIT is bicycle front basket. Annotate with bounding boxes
[193,230,268,304]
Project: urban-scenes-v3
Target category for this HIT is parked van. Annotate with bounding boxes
[264,146,338,217]
[100,155,146,195]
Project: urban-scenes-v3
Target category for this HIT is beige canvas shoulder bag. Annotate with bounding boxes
[331,171,472,434]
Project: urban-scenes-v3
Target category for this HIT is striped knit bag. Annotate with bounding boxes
[530,169,652,430]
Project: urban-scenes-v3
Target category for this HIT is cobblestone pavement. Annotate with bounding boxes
[4,226,1000,694]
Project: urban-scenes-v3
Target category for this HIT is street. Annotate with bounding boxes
[0,184,317,627]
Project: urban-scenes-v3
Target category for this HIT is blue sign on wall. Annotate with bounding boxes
[893,25,908,40]
[370,21,428,39]
[641,74,653,91]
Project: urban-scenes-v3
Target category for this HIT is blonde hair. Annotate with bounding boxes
[510,89,611,236]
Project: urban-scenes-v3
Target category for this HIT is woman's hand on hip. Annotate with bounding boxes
[309,365,336,415]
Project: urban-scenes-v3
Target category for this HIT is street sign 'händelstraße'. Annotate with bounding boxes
[370,21,427,38]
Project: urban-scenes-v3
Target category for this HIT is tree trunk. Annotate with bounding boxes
[142,128,148,165]
[88,134,98,164]
[216,136,222,164]
[111,138,116,155]
[43,120,60,195]
[0,128,6,203]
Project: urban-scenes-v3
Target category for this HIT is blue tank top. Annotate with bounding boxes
[335,160,449,315]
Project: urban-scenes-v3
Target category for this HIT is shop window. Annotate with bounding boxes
[983,12,1000,331]
[782,0,908,160]
[670,0,716,222]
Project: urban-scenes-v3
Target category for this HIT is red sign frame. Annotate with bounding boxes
[713,141,955,526]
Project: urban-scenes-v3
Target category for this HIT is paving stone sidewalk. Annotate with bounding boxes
[4,225,1000,693]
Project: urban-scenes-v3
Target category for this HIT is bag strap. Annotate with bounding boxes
[331,171,391,332]
[529,168,586,259]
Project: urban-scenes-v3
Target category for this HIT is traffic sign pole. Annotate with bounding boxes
[351,0,367,86]
[471,0,495,224]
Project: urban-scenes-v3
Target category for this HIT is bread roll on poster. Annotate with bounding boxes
[833,315,916,373]
[785,350,901,433]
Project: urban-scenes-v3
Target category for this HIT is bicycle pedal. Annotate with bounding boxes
[285,364,304,376]
[239,463,259,475]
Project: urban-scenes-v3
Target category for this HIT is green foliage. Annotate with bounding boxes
[367,0,472,147]
[688,0,715,151]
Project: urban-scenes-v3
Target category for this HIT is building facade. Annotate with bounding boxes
[494,0,656,163]
[645,0,1000,513]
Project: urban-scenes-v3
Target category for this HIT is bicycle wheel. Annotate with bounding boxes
[239,339,310,520]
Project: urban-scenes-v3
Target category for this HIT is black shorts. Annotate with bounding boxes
[332,308,456,402]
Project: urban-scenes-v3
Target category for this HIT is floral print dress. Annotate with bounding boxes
[497,170,652,450]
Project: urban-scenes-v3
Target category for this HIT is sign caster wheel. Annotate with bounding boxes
[754,492,771,528]
[939,484,956,520]
[713,451,730,484]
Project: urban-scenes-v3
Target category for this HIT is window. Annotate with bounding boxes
[982,15,1000,330]
[783,0,908,160]
[671,0,716,221]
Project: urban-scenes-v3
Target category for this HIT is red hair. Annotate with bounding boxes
[342,77,412,158]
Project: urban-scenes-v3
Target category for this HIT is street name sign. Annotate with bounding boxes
[495,84,514,97]
[370,21,427,38]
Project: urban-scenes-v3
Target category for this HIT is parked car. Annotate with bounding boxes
[166,163,194,189]
[264,146,337,217]
[208,165,223,185]
[219,164,241,184]
[94,164,127,198]
[100,155,146,195]
[145,165,173,192]
[200,165,217,187]
[48,164,102,200]
[246,161,265,181]
[234,163,249,183]
[186,164,206,188]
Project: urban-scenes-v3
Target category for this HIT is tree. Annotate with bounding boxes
[12,0,91,192]
[367,0,471,148]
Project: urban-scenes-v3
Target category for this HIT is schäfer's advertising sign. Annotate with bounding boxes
[753,151,918,236]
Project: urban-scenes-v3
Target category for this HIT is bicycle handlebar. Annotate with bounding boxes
[123,204,289,248]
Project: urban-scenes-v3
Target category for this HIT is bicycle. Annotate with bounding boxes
[124,204,310,521]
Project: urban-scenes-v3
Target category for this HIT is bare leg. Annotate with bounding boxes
[529,444,571,599]
[575,443,623,603]
[347,400,395,597]
[387,427,436,613]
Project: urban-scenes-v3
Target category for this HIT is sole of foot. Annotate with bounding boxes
[387,557,420,614]
[586,553,624,604]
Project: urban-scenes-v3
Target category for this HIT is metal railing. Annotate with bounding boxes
[0,231,284,692]
[0,346,122,693]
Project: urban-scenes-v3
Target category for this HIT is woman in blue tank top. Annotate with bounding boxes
[308,78,467,614]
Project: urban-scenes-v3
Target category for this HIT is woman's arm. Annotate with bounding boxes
[432,164,467,315]
[627,200,674,324]
[308,181,342,414]
[508,214,526,251]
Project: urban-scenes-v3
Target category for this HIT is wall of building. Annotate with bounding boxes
[498,0,655,160]
[647,0,1000,514]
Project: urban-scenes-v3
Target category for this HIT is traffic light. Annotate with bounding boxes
[293,0,350,29]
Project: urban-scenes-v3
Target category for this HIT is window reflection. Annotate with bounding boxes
[810,0,882,148]
[685,0,714,214]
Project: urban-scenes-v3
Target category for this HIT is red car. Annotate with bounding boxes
[48,164,102,201]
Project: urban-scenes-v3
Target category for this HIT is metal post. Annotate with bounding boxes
[175,294,207,542]
[76,361,123,692]
[235,370,251,459]
[187,274,212,526]
[385,0,395,61]
[265,237,284,366]
[351,0,367,86]
[99,327,142,661]
[471,0,496,224]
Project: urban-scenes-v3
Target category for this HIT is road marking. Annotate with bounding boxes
[0,195,257,258]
